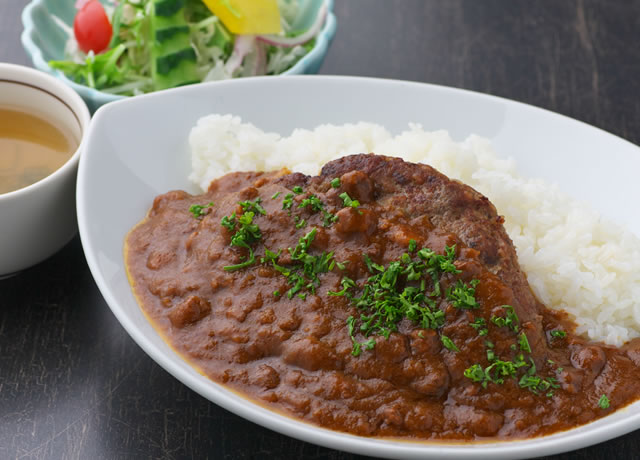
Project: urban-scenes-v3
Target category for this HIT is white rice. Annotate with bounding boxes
[188,114,640,346]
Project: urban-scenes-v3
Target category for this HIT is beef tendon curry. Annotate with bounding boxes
[125,154,640,440]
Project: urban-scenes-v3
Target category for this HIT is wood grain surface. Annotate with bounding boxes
[2,1,640,459]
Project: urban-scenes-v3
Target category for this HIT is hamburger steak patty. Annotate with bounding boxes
[125,154,640,440]
[316,154,541,322]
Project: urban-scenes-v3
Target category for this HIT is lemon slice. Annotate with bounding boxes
[202,0,282,35]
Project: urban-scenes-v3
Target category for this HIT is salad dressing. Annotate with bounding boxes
[0,107,76,195]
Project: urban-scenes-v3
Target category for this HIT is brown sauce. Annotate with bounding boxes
[0,106,77,195]
[124,155,640,440]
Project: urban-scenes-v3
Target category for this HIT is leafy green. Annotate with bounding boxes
[598,394,610,409]
[518,332,531,353]
[50,44,128,90]
[336,245,465,355]
[188,201,213,218]
[263,228,335,300]
[282,193,295,212]
[239,197,266,215]
[221,208,263,272]
[339,192,360,211]
[490,305,520,332]
[446,279,480,309]
[441,335,459,352]
[298,194,324,212]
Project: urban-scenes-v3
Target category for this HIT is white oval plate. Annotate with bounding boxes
[77,76,640,459]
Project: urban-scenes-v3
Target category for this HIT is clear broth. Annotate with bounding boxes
[0,107,77,195]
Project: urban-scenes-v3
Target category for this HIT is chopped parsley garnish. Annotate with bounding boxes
[264,227,335,299]
[260,248,281,264]
[223,251,255,271]
[230,212,261,246]
[347,315,356,334]
[518,374,560,395]
[446,279,480,309]
[273,290,280,297]
[339,192,361,211]
[335,245,463,355]
[294,216,307,229]
[598,394,610,409]
[415,245,461,297]
[221,207,263,272]
[290,227,317,259]
[221,212,236,230]
[464,364,485,383]
[271,191,281,199]
[518,332,531,353]
[363,254,384,273]
[336,261,349,271]
[465,356,530,389]
[282,193,295,211]
[322,211,338,227]
[470,317,488,335]
[284,193,338,228]
[408,239,417,252]
[330,177,341,188]
[550,329,567,339]
[469,318,489,336]
[463,334,558,396]
[363,338,376,350]
[239,197,266,215]
[328,276,356,297]
[189,202,214,218]
[485,360,519,384]
[441,335,459,352]
[490,305,520,332]
[298,194,324,212]
[346,315,375,356]
[515,358,559,395]
[292,186,304,194]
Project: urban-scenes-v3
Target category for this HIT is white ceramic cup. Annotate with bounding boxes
[0,63,91,278]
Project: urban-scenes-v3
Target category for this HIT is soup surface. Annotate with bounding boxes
[125,154,640,440]
[0,106,76,194]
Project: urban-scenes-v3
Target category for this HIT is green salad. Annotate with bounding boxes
[49,0,327,95]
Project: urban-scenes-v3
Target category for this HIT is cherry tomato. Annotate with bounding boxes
[73,0,112,54]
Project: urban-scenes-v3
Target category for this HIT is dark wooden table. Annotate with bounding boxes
[2,1,640,459]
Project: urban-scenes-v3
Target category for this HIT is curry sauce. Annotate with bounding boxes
[125,155,640,440]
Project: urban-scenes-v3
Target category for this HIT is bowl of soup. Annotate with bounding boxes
[0,63,90,277]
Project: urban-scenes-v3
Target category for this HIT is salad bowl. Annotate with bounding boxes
[21,0,336,112]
